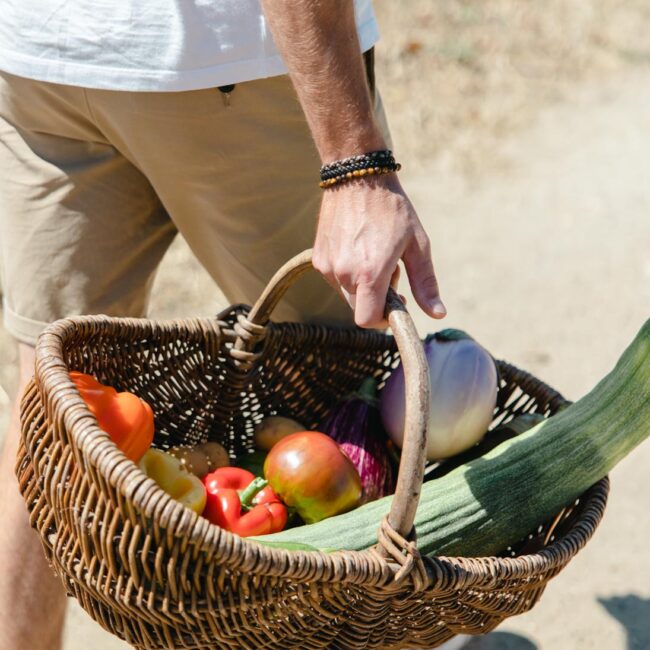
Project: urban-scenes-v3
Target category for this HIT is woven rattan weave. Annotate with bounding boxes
[17,250,608,649]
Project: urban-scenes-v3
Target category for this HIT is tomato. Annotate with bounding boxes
[263,431,362,524]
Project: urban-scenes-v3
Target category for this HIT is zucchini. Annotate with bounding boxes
[252,319,650,557]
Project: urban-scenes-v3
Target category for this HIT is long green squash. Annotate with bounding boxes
[252,318,650,557]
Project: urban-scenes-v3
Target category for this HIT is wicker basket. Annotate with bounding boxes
[17,250,608,650]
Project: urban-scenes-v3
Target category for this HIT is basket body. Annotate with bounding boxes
[17,306,608,650]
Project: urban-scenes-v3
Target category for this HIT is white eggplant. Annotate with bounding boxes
[380,329,498,460]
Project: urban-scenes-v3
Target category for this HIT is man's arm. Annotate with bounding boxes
[261,0,446,328]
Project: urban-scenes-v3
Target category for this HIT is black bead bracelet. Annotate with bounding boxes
[319,150,401,188]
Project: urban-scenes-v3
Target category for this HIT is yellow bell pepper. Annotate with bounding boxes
[139,449,206,515]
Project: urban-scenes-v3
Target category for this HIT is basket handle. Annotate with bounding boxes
[233,249,430,545]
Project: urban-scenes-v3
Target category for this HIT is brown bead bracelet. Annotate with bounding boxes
[319,150,402,189]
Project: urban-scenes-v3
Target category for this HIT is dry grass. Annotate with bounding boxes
[374,0,650,173]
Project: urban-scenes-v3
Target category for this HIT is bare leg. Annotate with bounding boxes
[0,343,67,650]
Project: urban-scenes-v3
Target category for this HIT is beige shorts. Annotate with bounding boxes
[0,70,390,345]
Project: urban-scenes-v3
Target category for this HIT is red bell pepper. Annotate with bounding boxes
[202,467,287,536]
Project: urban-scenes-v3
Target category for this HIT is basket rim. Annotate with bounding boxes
[31,313,609,592]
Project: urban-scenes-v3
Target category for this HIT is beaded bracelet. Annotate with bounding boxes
[319,150,401,189]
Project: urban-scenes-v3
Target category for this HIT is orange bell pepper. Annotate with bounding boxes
[139,449,206,515]
[70,371,154,462]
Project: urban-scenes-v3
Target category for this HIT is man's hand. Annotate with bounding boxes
[261,0,446,327]
[314,173,445,328]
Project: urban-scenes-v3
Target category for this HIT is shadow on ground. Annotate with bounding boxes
[464,632,538,650]
[599,594,650,650]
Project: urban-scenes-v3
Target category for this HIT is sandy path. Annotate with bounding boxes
[1,68,648,649]
[420,70,650,650]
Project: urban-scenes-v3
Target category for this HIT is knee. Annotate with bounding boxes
[1,342,35,460]
[17,343,36,394]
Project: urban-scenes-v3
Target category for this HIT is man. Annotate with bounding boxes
[0,2,445,648]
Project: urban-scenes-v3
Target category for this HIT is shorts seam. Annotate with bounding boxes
[2,298,49,345]
[80,86,102,128]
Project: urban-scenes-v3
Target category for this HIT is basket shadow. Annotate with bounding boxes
[598,594,650,650]
[463,631,538,650]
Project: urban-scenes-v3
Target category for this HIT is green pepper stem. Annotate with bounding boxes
[239,477,269,508]
[353,377,379,406]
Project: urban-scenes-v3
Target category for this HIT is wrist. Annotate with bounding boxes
[320,170,405,201]
[318,126,387,163]
[319,149,401,189]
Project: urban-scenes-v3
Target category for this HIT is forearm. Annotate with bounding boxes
[261,0,385,160]
[262,1,445,328]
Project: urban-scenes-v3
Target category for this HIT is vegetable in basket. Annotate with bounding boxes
[380,329,498,460]
[234,449,268,477]
[139,449,207,515]
[202,467,287,536]
[264,431,362,523]
[253,318,650,556]
[254,416,305,451]
[70,371,154,462]
[169,441,229,478]
[425,412,546,481]
[320,377,395,502]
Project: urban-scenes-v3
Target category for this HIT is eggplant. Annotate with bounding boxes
[321,378,395,503]
[381,328,498,461]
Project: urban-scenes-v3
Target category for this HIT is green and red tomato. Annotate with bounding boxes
[263,431,362,524]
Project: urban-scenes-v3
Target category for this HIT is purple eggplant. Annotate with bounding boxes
[321,378,395,503]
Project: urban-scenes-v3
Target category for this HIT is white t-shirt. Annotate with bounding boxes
[0,0,379,92]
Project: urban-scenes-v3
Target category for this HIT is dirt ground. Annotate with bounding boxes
[1,3,649,649]
[375,0,650,175]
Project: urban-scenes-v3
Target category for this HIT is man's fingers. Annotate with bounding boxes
[340,287,356,311]
[354,270,392,328]
[390,265,401,290]
[313,246,344,299]
[315,248,404,327]
[403,235,446,319]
